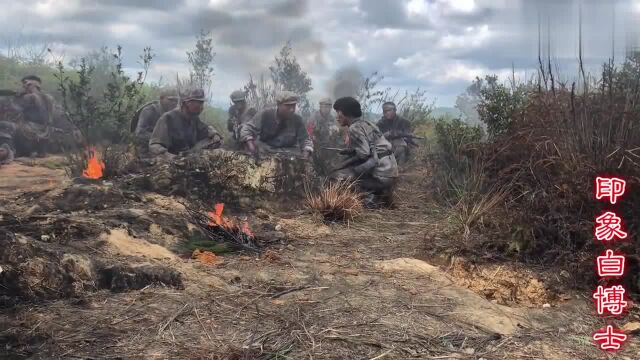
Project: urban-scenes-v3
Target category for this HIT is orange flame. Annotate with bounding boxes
[82,147,105,179]
[207,203,254,238]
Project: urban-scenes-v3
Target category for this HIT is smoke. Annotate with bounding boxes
[326,65,365,100]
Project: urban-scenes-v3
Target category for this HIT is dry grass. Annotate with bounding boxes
[305,180,364,223]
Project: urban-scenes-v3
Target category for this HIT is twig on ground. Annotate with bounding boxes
[157,303,191,337]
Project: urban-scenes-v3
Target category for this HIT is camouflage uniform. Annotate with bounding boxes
[376,115,413,164]
[331,118,398,203]
[12,91,54,156]
[239,92,313,156]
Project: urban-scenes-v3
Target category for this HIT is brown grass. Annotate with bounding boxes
[305,180,364,223]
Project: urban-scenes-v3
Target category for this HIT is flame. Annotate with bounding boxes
[207,203,254,238]
[82,147,105,179]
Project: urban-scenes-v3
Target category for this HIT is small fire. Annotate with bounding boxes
[207,203,254,238]
[82,147,105,180]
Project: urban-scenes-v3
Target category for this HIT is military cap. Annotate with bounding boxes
[319,97,332,105]
[181,88,206,102]
[230,90,246,102]
[275,90,298,105]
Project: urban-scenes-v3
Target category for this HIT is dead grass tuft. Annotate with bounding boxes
[305,180,364,223]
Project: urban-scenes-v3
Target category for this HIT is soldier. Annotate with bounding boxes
[227,90,257,147]
[331,97,398,208]
[240,90,313,159]
[0,120,16,165]
[376,101,414,165]
[12,75,55,157]
[132,87,179,155]
[148,88,223,160]
[306,97,338,146]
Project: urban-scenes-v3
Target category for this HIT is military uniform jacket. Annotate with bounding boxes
[307,111,337,145]
[14,92,54,125]
[347,118,398,179]
[227,104,256,132]
[240,108,313,152]
[135,101,164,139]
[149,108,211,155]
[377,116,412,139]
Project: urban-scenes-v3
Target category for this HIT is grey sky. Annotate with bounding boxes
[0,0,638,108]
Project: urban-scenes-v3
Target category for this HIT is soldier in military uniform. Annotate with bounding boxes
[226,90,257,148]
[331,97,399,208]
[306,97,338,146]
[0,120,16,165]
[376,101,414,165]
[240,90,313,159]
[12,75,55,157]
[149,88,223,160]
[132,87,179,155]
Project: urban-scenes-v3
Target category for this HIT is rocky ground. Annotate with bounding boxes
[1,156,639,359]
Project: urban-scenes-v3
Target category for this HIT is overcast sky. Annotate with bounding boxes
[1,0,639,108]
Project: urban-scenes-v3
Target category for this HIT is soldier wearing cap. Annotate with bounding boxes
[227,90,257,146]
[132,86,179,155]
[239,90,313,158]
[306,97,338,146]
[12,75,55,157]
[149,88,222,159]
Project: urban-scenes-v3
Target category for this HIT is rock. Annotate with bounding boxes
[286,245,294,251]
[40,234,51,242]
[622,321,640,334]
[542,303,551,308]
[275,224,282,231]
[463,348,475,355]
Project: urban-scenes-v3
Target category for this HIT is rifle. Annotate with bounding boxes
[385,133,425,141]
[0,90,17,97]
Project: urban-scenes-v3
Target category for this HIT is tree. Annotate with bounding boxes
[244,41,314,115]
[269,41,313,115]
[187,30,215,99]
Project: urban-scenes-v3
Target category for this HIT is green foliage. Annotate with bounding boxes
[187,30,215,96]
[434,117,483,161]
[475,75,529,137]
[0,55,61,98]
[269,41,313,112]
[54,46,154,146]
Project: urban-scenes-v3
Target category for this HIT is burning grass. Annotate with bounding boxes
[185,202,260,253]
[305,180,364,223]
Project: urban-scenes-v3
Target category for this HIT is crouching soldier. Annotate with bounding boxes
[330,97,399,208]
[240,90,313,159]
[148,88,222,160]
[132,87,179,156]
[227,90,257,148]
[0,120,16,165]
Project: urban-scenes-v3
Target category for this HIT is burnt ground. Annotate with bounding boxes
[1,157,639,359]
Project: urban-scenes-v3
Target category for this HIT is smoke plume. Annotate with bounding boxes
[326,65,365,100]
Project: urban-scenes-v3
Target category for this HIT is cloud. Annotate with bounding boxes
[0,0,635,108]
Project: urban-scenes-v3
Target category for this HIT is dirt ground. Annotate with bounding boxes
[1,157,639,359]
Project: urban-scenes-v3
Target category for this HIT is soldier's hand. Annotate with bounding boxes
[211,133,223,146]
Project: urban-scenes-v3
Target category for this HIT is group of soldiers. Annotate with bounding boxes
[131,86,417,207]
[0,75,418,208]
